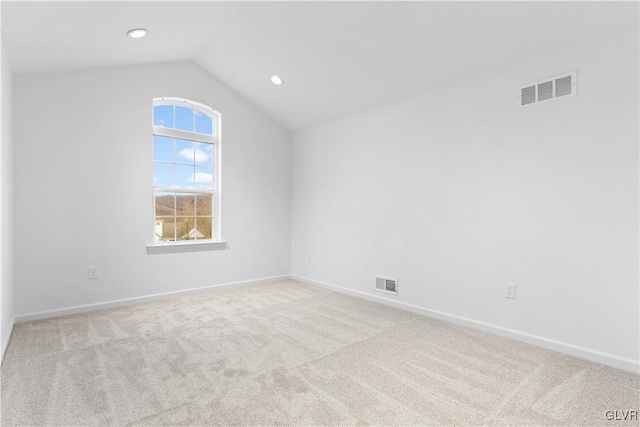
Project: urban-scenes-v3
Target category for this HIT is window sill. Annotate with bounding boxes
[146,240,228,255]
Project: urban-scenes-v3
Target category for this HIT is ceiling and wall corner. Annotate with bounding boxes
[2,1,638,132]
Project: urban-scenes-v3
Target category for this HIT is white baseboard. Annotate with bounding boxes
[1,316,16,367]
[292,274,640,374]
[12,273,639,374]
[15,275,291,324]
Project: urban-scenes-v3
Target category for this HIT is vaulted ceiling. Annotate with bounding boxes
[3,1,637,131]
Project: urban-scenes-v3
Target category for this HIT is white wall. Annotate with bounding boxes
[1,29,15,357]
[291,25,639,366]
[13,61,291,315]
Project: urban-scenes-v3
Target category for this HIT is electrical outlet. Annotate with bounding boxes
[505,283,516,299]
[88,267,98,280]
[307,253,312,262]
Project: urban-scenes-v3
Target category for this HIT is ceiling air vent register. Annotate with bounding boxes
[519,71,576,108]
[375,276,398,295]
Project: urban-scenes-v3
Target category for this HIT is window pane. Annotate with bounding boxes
[175,164,195,189]
[175,106,194,132]
[155,192,175,216]
[154,105,174,128]
[153,136,173,162]
[176,216,197,241]
[152,101,218,245]
[194,166,213,190]
[155,217,176,242]
[175,139,194,164]
[195,193,212,216]
[153,162,173,188]
[175,193,196,216]
[195,142,213,167]
[195,217,212,240]
[195,111,213,135]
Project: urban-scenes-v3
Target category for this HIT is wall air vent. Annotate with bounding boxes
[518,71,576,108]
[375,275,398,295]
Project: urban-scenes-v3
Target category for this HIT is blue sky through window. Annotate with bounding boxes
[196,111,213,134]
[194,166,213,190]
[175,106,194,132]
[154,104,214,135]
[154,105,173,128]
[195,142,212,166]
[153,105,214,191]
[175,164,195,189]
[154,137,214,189]
[176,139,194,164]
[154,163,173,188]
[153,136,173,162]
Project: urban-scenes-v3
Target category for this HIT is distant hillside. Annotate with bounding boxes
[155,193,213,240]
[155,194,212,216]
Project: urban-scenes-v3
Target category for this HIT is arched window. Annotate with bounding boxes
[151,98,221,245]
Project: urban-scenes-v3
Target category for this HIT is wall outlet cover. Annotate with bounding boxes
[505,283,516,299]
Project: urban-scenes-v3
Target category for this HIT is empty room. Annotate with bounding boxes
[0,1,638,426]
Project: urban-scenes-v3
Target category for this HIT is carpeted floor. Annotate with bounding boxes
[1,279,638,426]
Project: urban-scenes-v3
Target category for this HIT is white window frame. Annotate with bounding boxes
[146,97,225,254]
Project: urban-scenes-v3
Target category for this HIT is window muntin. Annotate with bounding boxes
[153,102,214,136]
[152,98,220,244]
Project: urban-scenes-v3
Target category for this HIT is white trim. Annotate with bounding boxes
[14,275,290,324]
[153,97,217,115]
[152,126,216,143]
[153,187,215,194]
[147,240,228,255]
[146,240,227,254]
[1,316,15,368]
[291,275,639,373]
[215,111,222,242]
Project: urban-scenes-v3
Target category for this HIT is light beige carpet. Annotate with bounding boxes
[1,279,638,426]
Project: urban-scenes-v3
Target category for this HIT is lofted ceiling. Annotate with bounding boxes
[2,1,638,132]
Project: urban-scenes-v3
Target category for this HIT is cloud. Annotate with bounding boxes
[188,172,213,185]
[178,148,193,161]
[178,147,210,163]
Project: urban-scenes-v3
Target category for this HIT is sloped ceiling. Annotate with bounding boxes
[3,1,638,131]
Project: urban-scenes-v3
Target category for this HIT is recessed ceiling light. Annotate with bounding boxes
[271,75,284,85]
[127,28,149,39]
